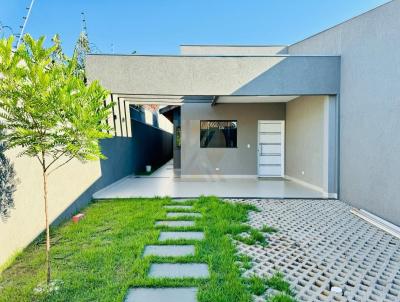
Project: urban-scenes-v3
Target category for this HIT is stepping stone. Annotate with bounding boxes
[143,245,195,257]
[125,287,197,302]
[171,199,196,203]
[155,221,195,227]
[148,263,209,278]
[159,232,205,241]
[164,205,193,210]
[167,212,202,218]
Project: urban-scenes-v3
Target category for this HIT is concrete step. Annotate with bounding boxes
[155,221,195,227]
[159,231,205,241]
[148,263,209,279]
[143,245,195,257]
[166,212,202,218]
[125,287,197,302]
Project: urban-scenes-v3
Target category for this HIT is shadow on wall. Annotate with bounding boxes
[53,121,173,224]
[232,56,340,96]
[53,136,135,224]
[131,120,173,173]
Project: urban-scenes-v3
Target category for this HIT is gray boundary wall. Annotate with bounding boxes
[288,0,400,225]
[0,137,135,266]
[0,119,172,266]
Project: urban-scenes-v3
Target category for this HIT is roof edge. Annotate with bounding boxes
[87,53,340,58]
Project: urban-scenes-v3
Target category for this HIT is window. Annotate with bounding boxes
[200,120,237,148]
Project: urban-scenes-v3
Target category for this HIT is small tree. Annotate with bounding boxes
[0,129,17,220]
[0,35,112,284]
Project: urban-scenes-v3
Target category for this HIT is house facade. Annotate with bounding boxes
[86,0,400,226]
[1,0,399,268]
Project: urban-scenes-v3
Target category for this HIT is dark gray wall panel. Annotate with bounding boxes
[131,120,173,173]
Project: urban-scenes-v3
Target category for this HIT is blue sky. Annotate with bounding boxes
[0,0,390,55]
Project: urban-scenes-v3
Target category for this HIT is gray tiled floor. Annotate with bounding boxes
[93,161,326,199]
[229,198,400,302]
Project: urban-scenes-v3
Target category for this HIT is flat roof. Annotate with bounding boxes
[87,53,339,58]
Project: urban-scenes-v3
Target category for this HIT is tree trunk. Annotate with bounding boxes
[42,164,51,284]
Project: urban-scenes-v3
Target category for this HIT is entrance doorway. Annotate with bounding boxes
[257,120,285,177]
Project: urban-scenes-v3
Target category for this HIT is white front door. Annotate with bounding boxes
[257,120,285,177]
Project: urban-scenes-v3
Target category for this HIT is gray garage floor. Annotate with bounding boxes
[229,198,400,302]
[93,161,327,199]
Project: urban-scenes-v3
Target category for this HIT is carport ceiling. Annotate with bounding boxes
[118,94,299,105]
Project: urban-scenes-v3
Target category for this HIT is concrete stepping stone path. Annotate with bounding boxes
[125,199,207,302]
[143,245,195,257]
[125,287,198,302]
[159,231,205,241]
[155,220,195,227]
[148,263,209,278]
[166,212,202,218]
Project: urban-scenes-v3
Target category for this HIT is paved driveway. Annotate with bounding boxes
[230,199,400,302]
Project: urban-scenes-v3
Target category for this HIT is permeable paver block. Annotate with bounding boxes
[148,263,209,278]
[159,232,205,241]
[125,287,198,302]
[143,245,195,257]
[167,212,202,218]
[155,221,195,227]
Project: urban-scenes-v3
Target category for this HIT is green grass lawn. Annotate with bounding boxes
[0,197,296,302]
[0,197,258,301]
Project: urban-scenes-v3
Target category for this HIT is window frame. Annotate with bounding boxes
[199,120,238,149]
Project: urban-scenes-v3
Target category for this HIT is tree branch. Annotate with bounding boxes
[47,156,75,176]
[35,154,43,166]
[44,150,68,172]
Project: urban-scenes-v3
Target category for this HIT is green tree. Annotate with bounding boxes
[0,35,112,284]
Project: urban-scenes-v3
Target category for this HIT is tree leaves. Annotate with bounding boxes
[0,34,112,173]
